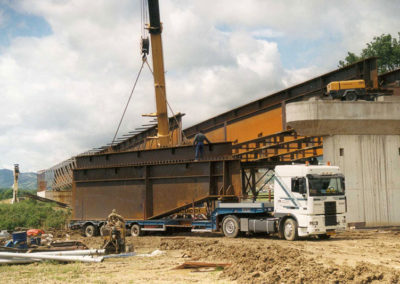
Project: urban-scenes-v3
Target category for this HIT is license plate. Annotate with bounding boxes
[326,231,336,236]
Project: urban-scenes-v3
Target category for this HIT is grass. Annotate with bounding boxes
[0,262,82,282]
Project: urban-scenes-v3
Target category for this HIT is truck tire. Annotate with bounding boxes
[222,215,240,238]
[84,224,97,238]
[345,91,357,101]
[317,234,331,240]
[131,224,143,237]
[283,218,298,241]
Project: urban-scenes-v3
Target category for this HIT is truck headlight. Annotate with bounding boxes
[309,221,318,225]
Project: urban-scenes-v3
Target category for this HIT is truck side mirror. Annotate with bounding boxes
[341,177,345,193]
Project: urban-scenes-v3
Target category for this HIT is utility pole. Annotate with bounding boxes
[11,164,19,204]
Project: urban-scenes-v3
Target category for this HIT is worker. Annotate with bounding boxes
[107,209,125,224]
[193,130,211,161]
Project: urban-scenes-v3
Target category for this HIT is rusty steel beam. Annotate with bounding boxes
[23,192,69,208]
[37,158,76,192]
[75,142,233,169]
[379,68,400,87]
[231,129,322,163]
[183,57,378,137]
[235,137,322,162]
[72,159,241,221]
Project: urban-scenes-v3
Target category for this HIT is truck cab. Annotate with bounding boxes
[192,164,347,241]
[274,164,346,240]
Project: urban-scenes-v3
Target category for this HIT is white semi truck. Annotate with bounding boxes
[269,164,347,240]
[188,164,346,240]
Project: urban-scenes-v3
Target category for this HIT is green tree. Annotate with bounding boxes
[338,33,400,74]
[0,188,36,200]
[0,199,70,230]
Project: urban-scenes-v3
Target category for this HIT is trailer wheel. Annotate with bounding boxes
[99,224,106,236]
[84,224,97,238]
[345,91,357,101]
[283,218,298,241]
[131,224,142,237]
[222,215,240,238]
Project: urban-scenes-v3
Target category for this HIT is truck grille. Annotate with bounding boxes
[324,201,336,215]
[325,215,337,226]
[325,202,337,226]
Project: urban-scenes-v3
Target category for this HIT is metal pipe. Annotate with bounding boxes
[0,252,104,263]
[32,249,105,256]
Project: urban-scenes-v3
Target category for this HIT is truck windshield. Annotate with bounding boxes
[308,176,344,196]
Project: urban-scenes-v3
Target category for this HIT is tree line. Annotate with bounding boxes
[0,188,36,201]
[338,33,400,74]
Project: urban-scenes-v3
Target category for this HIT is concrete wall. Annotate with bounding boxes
[286,100,400,136]
[286,100,400,226]
[324,135,400,226]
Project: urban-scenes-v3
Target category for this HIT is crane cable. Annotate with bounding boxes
[144,59,189,143]
[111,59,146,146]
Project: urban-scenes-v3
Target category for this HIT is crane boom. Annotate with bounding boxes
[147,0,169,147]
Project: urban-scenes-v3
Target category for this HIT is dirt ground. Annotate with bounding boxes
[1,229,400,283]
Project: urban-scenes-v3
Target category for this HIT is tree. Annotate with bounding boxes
[338,33,400,74]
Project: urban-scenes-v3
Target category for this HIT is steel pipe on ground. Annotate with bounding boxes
[0,252,104,263]
[31,249,105,256]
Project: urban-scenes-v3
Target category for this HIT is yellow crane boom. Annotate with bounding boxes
[147,0,169,147]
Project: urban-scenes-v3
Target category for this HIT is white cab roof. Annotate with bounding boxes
[275,164,341,177]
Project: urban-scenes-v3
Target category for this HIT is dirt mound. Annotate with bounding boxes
[160,239,400,283]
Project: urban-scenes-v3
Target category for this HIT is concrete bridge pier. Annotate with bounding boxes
[286,98,400,226]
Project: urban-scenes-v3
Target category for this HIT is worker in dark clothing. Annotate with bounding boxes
[193,130,211,161]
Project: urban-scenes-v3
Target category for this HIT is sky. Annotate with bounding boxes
[0,0,399,172]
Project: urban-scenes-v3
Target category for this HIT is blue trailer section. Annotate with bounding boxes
[192,202,274,232]
[126,219,183,232]
[70,202,276,237]
[124,202,275,236]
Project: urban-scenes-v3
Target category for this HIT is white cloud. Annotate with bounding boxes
[0,0,398,171]
[251,29,284,39]
[0,9,6,28]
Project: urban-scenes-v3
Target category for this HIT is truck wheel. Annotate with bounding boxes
[345,91,357,101]
[99,224,106,236]
[222,215,240,238]
[283,218,298,241]
[84,224,96,238]
[317,234,331,240]
[131,224,142,237]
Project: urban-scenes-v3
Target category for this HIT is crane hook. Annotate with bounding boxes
[141,36,150,56]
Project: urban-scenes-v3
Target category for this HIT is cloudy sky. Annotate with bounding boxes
[0,0,399,172]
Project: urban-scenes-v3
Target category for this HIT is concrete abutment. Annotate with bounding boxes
[286,99,400,226]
